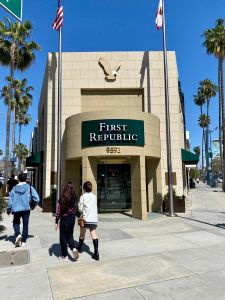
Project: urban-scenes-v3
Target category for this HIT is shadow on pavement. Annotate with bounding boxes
[0,234,34,245]
[48,243,75,261]
[215,223,225,229]
[49,242,93,261]
[178,215,225,230]
[81,242,92,256]
[49,243,62,257]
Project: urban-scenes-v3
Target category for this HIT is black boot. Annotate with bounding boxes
[77,238,84,253]
[92,238,99,260]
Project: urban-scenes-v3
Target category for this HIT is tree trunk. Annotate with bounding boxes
[206,99,210,176]
[11,105,16,170]
[18,124,21,145]
[10,43,15,174]
[200,106,204,173]
[220,57,225,191]
[203,128,206,174]
[202,129,204,172]
[4,97,11,179]
[218,60,223,172]
[17,126,22,172]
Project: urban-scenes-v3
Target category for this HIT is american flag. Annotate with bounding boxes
[52,0,63,31]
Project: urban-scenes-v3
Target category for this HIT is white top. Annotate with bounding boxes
[78,192,98,223]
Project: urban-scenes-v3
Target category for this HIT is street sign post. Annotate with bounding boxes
[0,0,22,21]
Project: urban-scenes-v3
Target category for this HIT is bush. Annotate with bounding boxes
[163,188,177,201]
[189,169,200,179]
[0,186,6,212]
[1,184,7,197]
[0,187,6,232]
[0,196,6,214]
[163,188,186,212]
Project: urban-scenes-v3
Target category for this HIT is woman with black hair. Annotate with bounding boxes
[55,182,79,261]
[77,181,99,260]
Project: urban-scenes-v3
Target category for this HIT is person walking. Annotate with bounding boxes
[77,181,99,261]
[7,172,40,247]
[55,182,79,262]
[7,174,18,193]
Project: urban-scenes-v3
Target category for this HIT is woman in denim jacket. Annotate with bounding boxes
[7,173,39,247]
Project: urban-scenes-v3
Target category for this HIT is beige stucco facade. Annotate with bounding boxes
[36,51,186,220]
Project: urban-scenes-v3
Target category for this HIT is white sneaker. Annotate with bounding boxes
[58,256,68,262]
[21,242,26,247]
[72,248,79,260]
[15,234,22,247]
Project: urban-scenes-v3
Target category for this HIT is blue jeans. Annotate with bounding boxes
[13,210,30,242]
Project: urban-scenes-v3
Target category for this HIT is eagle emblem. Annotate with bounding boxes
[99,57,121,81]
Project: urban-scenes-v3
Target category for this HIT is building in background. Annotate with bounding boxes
[27,51,196,219]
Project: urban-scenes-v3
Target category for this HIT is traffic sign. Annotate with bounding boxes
[0,0,22,21]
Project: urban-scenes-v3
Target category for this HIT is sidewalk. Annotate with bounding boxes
[1,183,225,299]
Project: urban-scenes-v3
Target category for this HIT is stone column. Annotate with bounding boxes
[82,156,97,195]
[131,156,147,220]
[146,158,162,212]
[64,160,81,196]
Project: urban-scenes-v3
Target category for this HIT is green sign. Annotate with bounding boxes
[0,0,22,21]
[82,119,145,148]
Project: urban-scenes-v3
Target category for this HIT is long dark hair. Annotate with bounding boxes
[59,182,77,209]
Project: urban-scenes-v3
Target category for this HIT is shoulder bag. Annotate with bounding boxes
[29,185,37,210]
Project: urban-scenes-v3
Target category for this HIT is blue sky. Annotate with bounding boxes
[0,0,224,155]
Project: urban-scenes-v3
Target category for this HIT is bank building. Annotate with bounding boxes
[26,51,198,220]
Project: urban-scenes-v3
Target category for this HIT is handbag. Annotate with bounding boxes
[78,196,85,227]
[29,185,37,210]
[78,217,85,227]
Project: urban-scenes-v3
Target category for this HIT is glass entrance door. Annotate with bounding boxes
[97,164,131,212]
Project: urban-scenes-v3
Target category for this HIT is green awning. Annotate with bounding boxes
[181,148,199,165]
[26,151,44,167]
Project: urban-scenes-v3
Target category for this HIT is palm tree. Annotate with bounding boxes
[194,92,206,171]
[193,146,201,156]
[199,79,217,175]
[194,92,206,115]
[193,146,201,170]
[199,114,211,129]
[199,114,211,175]
[16,110,32,144]
[0,18,40,178]
[0,149,3,157]
[203,19,225,190]
[0,77,14,175]
[14,78,33,143]
[14,78,33,109]
[14,143,28,172]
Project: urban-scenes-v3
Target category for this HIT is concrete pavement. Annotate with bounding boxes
[1,183,225,299]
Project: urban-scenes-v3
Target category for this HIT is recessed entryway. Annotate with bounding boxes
[97,164,131,212]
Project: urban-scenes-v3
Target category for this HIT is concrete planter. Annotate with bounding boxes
[42,197,56,213]
[162,196,185,213]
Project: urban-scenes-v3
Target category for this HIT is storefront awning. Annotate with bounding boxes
[181,148,199,165]
[26,151,44,167]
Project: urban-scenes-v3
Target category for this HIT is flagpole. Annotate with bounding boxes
[56,25,62,210]
[162,0,175,216]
